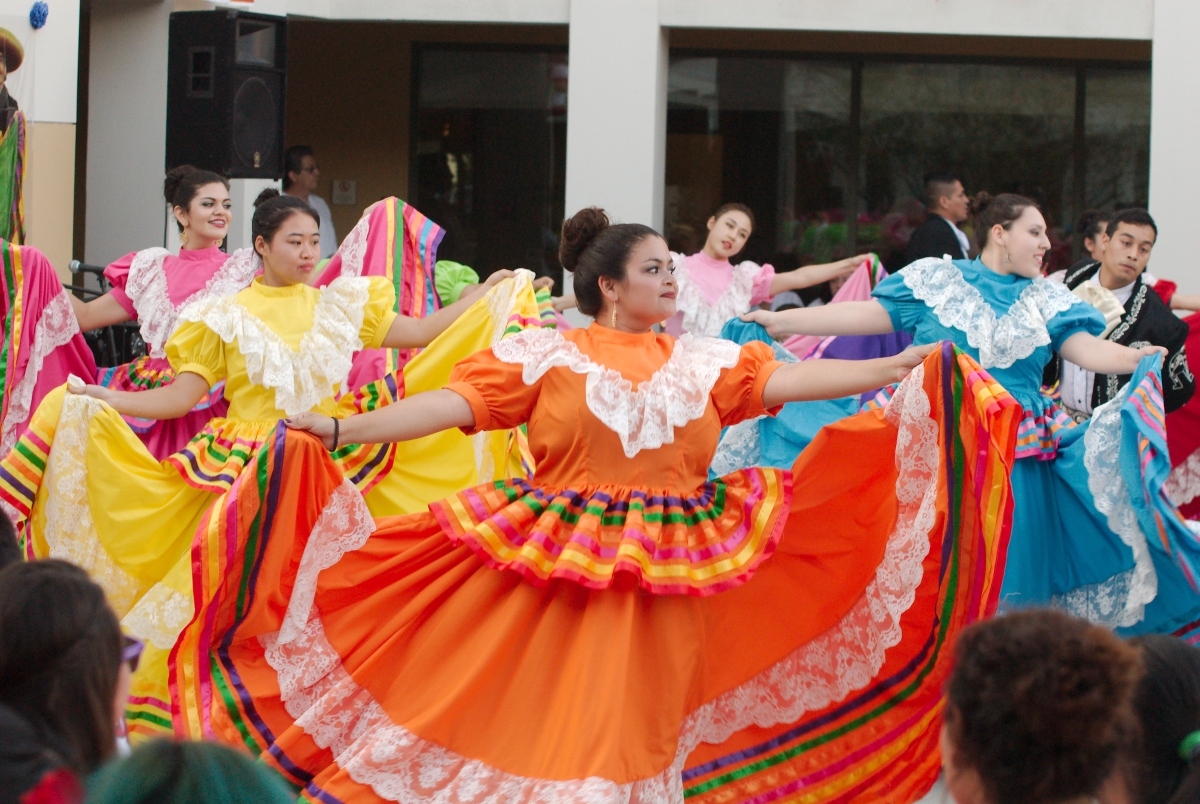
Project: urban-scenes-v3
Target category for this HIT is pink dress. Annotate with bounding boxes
[663,250,775,337]
[97,245,261,457]
[0,244,98,457]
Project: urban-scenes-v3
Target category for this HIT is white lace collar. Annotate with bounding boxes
[672,251,765,338]
[900,256,1080,369]
[491,327,741,457]
[124,246,262,359]
[176,276,371,416]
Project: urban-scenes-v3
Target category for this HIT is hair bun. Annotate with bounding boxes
[164,165,200,205]
[253,188,282,208]
[970,191,993,217]
[559,207,611,273]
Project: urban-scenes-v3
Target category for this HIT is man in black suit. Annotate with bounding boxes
[904,172,972,266]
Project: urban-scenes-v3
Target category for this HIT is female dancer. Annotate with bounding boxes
[173,206,1023,803]
[0,191,524,739]
[68,166,258,457]
[555,203,862,336]
[745,192,1200,635]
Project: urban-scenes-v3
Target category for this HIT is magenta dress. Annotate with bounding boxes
[0,244,99,457]
[96,245,261,457]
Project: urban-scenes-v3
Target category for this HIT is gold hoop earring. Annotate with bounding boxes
[179,228,188,247]
[610,300,618,328]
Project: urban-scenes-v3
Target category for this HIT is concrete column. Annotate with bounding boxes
[562,0,666,321]
[84,0,171,267]
[1148,0,1200,289]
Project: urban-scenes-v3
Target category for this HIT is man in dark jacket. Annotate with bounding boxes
[1045,208,1194,417]
[904,172,972,266]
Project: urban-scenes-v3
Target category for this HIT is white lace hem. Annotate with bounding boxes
[1059,389,1157,627]
[177,276,370,416]
[124,247,261,358]
[1165,447,1200,510]
[0,290,80,455]
[121,582,193,651]
[40,393,146,618]
[492,329,740,459]
[672,253,765,339]
[335,214,370,278]
[901,257,1079,369]
[258,363,939,803]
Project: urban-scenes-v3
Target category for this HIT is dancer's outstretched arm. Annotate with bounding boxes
[286,389,473,450]
[71,371,210,419]
[768,257,862,295]
[1059,333,1166,375]
[761,343,935,408]
[68,292,132,333]
[380,270,516,350]
[741,300,895,340]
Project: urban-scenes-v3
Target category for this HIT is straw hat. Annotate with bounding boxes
[0,29,24,73]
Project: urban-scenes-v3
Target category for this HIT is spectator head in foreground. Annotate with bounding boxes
[0,560,125,798]
[1101,634,1200,804]
[941,608,1142,804]
[0,509,19,570]
[88,739,295,804]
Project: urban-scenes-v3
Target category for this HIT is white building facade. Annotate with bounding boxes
[71,0,1199,293]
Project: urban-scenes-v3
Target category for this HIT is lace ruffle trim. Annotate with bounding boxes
[0,290,80,455]
[124,247,261,358]
[177,276,370,416]
[1165,447,1200,509]
[673,252,764,338]
[901,257,1079,369]
[492,328,740,458]
[258,364,939,803]
[1052,388,1157,627]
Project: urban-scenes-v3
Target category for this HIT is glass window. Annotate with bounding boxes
[666,57,853,272]
[860,63,1076,271]
[415,49,567,283]
[1085,68,1151,211]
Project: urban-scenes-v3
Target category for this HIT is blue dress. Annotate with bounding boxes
[872,257,1200,634]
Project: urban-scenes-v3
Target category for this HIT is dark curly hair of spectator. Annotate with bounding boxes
[944,608,1142,804]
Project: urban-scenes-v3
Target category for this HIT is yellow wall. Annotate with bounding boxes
[285,21,567,240]
[26,121,76,279]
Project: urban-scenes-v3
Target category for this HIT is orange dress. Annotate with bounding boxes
[171,327,1021,804]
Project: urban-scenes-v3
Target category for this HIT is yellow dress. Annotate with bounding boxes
[0,272,542,738]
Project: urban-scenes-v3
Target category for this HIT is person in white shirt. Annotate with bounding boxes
[283,145,338,260]
[1046,209,1194,418]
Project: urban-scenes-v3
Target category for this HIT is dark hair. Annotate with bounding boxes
[710,203,756,231]
[971,192,1040,251]
[163,166,230,232]
[945,609,1142,804]
[1077,209,1109,242]
[1121,635,1200,804]
[923,171,961,209]
[0,560,123,775]
[0,509,19,570]
[283,145,315,191]
[251,188,320,255]
[667,223,699,255]
[558,207,662,317]
[88,739,295,804]
[1106,208,1159,240]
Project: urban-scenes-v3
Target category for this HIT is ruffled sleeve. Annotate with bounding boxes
[165,319,227,387]
[749,263,776,306]
[1046,293,1106,351]
[434,261,480,304]
[871,269,925,335]
[710,340,785,427]
[445,346,541,434]
[102,251,139,318]
[359,276,400,349]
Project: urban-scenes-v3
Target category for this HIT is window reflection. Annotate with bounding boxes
[860,63,1075,271]
[416,49,568,283]
[1085,69,1150,211]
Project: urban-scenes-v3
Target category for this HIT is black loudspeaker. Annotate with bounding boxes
[166,10,287,178]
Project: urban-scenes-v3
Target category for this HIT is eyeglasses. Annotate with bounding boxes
[122,635,144,674]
